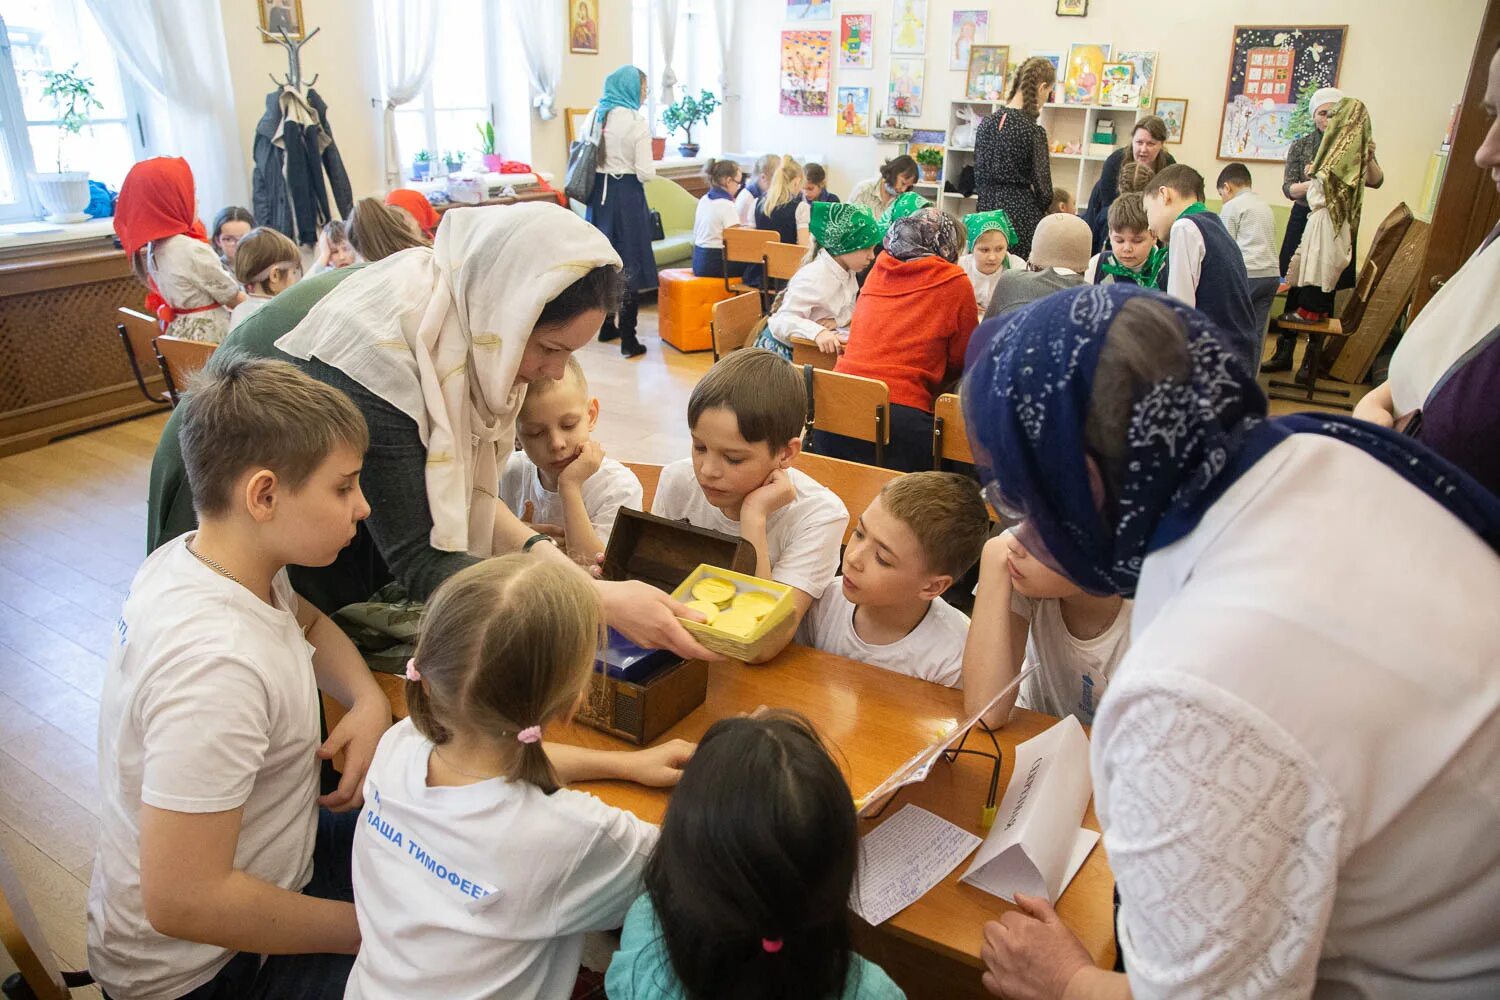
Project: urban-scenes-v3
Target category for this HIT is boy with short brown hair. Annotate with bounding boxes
[1084,194,1163,287]
[798,472,988,687]
[89,356,391,1000]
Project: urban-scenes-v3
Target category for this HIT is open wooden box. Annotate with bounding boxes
[577,509,756,744]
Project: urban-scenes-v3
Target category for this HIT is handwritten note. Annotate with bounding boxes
[853,805,982,926]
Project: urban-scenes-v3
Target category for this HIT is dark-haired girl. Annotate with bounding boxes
[608,712,905,1000]
[849,155,919,217]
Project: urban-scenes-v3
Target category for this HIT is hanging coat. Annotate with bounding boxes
[251,87,354,245]
[308,88,353,219]
[251,91,292,238]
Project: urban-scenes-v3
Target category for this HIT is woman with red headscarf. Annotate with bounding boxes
[115,157,244,343]
[384,188,440,239]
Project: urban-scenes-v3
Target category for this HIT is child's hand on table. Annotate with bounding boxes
[625,739,696,787]
[558,441,605,492]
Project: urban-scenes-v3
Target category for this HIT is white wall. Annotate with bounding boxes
[728,0,1485,254]
[532,0,636,177]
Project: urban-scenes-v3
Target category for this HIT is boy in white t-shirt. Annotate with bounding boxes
[652,349,848,660]
[962,525,1130,728]
[87,357,391,1000]
[797,472,988,687]
[502,357,643,563]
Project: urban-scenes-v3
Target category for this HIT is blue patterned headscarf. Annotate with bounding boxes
[598,65,644,116]
[962,284,1500,596]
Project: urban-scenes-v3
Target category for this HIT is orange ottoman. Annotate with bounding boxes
[657,268,734,353]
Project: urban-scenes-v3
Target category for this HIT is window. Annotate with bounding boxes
[0,0,145,220]
[631,0,722,156]
[390,0,530,178]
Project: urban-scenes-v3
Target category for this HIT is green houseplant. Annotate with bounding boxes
[660,90,721,158]
[476,121,503,172]
[915,146,943,182]
[412,149,432,180]
[34,64,101,223]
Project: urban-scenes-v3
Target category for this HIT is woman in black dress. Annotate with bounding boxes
[973,56,1057,259]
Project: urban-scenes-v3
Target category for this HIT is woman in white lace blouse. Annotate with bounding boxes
[962,284,1500,1000]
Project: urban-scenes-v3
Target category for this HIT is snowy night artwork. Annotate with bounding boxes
[1217,25,1346,162]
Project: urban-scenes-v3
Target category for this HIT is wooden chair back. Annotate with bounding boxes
[803,366,890,467]
[711,291,763,360]
[0,844,75,1000]
[932,393,975,466]
[117,306,170,406]
[764,241,807,281]
[792,451,901,543]
[621,461,663,512]
[790,336,837,371]
[723,227,778,266]
[154,336,218,405]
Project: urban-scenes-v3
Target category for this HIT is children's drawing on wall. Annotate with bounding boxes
[836,87,871,136]
[1062,43,1111,105]
[569,0,598,54]
[787,0,833,21]
[1115,50,1158,109]
[1154,98,1188,143]
[781,30,833,116]
[949,10,989,71]
[840,13,874,69]
[891,0,928,55]
[1217,25,1347,161]
[1099,62,1136,107]
[887,56,926,116]
[965,45,1008,101]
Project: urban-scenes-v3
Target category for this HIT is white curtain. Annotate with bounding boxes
[377,0,439,188]
[711,0,736,100]
[82,0,247,214]
[656,0,682,106]
[515,0,562,121]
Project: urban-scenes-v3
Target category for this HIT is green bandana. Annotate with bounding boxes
[809,201,885,256]
[1177,201,1210,220]
[1100,246,1167,286]
[879,191,930,227]
[963,209,1018,252]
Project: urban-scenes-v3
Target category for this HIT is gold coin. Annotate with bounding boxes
[713,609,758,638]
[683,600,719,624]
[691,577,737,605]
[731,591,778,620]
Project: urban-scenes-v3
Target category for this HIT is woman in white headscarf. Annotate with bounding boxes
[276,202,711,660]
[1263,86,1384,374]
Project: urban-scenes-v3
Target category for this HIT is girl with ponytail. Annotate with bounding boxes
[347,555,694,998]
[973,56,1058,258]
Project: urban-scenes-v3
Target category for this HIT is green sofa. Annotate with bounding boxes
[568,176,697,270]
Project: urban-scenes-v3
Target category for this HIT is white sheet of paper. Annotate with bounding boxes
[853,805,982,926]
[960,715,1097,904]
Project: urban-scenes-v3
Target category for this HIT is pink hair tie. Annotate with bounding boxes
[403,658,422,682]
[516,726,543,745]
[761,938,783,954]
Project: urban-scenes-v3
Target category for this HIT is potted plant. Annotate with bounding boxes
[476,121,503,172]
[660,90,721,158]
[915,147,943,182]
[651,136,667,161]
[443,150,464,175]
[412,150,432,180]
[34,64,101,223]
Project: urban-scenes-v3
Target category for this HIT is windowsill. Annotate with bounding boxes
[655,156,707,170]
[0,218,116,258]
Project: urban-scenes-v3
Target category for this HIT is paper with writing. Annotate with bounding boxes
[960,715,1098,904]
[852,805,982,926]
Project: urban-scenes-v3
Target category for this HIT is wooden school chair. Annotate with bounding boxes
[153,336,218,405]
[792,451,901,544]
[621,461,663,512]
[721,227,778,295]
[931,393,975,467]
[710,291,763,361]
[0,843,94,1000]
[116,306,171,406]
[801,366,891,468]
[758,241,808,312]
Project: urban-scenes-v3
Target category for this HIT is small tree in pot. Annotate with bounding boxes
[660,90,721,158]
[34,64,101,223]
[915,147,943,182]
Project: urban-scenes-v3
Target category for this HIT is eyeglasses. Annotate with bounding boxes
[982,479,1025,523]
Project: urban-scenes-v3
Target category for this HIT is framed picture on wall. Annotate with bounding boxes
[1154,98,1188,144]
[569,1,599,54]
[965,45,1009,101]
[1061,43,1110,106]
[836,86,871,136]
[840,13,874,68]
[1217,24,1347,161]
[891,0,928,55]
[258,0,304,40]
[1056,0,1088,16]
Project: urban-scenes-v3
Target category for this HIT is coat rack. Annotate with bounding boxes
[260,26,320,90]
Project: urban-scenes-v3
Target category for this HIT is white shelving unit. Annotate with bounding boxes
[932,100,1151,217]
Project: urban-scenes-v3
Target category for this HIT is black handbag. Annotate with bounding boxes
[650,210,665,241]
[564,111,599,203]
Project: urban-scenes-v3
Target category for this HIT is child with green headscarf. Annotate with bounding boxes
[959,209,1026,314]
[752,202,885,359]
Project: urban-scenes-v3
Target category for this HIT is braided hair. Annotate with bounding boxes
[1008,56,1058,118]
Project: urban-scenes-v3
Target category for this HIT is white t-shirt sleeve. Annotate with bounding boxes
[1093,671,1342,999]
[795,199,810,234]
[1165,219,1205,309]
[549,793,658,936]
[769,485,848,598]
[586,461,645,544]
[794,580,837,648]
[137,655,274,813]
[649,460,694,521]
[735,188,756,228]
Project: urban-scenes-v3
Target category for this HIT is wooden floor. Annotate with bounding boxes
[0,306,1349,989]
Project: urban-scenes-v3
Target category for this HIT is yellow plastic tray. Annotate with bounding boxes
[671,564,797,662]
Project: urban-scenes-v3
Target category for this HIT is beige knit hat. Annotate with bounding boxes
[1029,214,1093,273]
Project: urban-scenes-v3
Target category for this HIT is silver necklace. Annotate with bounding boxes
[188,542,243,586]
[432,745,504,781]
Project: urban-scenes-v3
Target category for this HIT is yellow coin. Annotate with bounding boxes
[683,600,719,625]
[713,609,758,638]
[731,591,778,620]
[691,577,737,605]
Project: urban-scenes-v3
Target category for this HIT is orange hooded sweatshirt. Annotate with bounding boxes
[836,253,980,412]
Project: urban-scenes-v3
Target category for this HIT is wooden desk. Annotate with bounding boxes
[790,334,839,370]
[348,647,1114,998]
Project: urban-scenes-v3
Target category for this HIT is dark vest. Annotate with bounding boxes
[755,196,801,244]
[1157,212,1257,371]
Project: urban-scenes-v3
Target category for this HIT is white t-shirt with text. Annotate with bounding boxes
[797,577,969,687]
